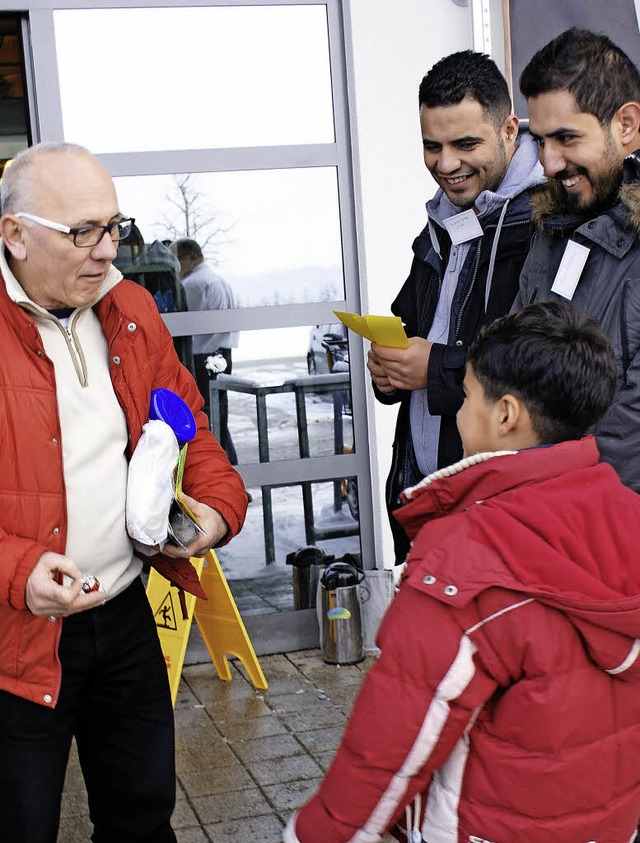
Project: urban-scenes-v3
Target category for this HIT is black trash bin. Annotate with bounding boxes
[320,558,365,665]
[286,546,334,610]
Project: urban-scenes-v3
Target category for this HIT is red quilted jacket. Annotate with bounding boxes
[287,438,640,843]
[0,275,247,707]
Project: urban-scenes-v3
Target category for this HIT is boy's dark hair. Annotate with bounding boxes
[519,28,640,125]
[468,300,617,443]
[418,50,512,129]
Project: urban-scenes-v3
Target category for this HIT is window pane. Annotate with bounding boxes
[0,15,30,169]
[113,168,344,306]
[218,480,361,616]
[54,5,334,153]
[121,321,354,467]
[206,326,354,465]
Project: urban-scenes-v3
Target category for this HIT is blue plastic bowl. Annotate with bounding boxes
[149,388,197,446]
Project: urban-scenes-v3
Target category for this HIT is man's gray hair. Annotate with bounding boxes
[1,141,91,214]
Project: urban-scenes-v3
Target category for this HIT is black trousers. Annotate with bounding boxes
[193,348,238,465]
[0,577,177,843]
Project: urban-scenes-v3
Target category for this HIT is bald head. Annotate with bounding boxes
[0,142,123,309]
[1,142,95,215]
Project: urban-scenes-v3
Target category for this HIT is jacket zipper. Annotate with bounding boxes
[455,241,482,336]
[62,314,89,387]
[620,280,630,382]
[454,217,530,338]
[51,619,64,707]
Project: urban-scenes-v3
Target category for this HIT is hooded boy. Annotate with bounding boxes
[285,301,640,843]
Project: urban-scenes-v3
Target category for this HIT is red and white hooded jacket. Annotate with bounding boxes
[285,437,640,843]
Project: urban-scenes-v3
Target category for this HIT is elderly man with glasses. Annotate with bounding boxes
[0,141,248,843]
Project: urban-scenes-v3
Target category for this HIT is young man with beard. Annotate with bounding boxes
[367,50,544,564]
[516,27,640,492]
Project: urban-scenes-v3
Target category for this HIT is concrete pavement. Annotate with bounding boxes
[59,649,385,843]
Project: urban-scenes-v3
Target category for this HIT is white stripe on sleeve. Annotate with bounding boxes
[349,635,478,843]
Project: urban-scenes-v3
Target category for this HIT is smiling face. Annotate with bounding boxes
[528,89,626,214]
[3,151,121,309]
[420,96,518,210]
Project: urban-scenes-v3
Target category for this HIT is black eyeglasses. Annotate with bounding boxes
[14,213,135,248]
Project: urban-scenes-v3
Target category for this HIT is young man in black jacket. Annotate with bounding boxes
[368,50,543,563]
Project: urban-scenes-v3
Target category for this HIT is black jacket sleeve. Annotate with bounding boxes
[426,342,467,417]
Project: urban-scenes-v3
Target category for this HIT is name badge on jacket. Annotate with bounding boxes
[443,209,483,245]
[550,240,590,300]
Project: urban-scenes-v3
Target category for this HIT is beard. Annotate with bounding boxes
[484,136,509,194]
[559,134,624,215]
[437,135,509,210]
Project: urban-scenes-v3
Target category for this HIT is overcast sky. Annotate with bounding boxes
[54,6,343,286]
[52,5,345,361]
[112,168,343,280]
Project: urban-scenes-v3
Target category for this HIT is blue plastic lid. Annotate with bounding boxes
[149,388,197,446]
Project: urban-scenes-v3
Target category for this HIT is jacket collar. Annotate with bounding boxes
[398,436,640,662]
[395,436,600,541]
[414,184,536,264]
[531,154,640,240]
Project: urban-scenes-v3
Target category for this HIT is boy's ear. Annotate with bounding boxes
[495,392,541,448]
[496,393,525,437]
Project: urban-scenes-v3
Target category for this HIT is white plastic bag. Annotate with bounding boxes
[126,419,180,548]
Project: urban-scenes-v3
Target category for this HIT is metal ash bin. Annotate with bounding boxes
[320,558,365,665]
[286,546,334,610]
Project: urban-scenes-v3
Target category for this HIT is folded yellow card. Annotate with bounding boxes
[333,310,409,348]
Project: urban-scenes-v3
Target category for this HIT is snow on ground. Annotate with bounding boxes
[233,326,312,364]
[215,355,360,581]
[217,483,359,581]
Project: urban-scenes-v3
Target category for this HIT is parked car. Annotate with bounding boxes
[307,322,348,375]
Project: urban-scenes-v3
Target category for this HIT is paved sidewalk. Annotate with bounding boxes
[59,649,389,843]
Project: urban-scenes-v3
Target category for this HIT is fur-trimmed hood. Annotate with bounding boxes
[531,153,640,236]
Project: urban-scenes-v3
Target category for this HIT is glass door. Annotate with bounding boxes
[30,0,372,654]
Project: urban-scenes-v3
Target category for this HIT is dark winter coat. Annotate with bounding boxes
[515,155,640,492]
[379,187,537,563]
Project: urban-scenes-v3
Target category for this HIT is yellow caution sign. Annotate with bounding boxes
[146,550,267,705]
[194,551,268,691]
[154,590,179,631]
[147,563,201,703]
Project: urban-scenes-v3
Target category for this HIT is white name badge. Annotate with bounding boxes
[442,209,484,245]
[550,240,591,300]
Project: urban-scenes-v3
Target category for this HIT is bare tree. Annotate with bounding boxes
[156,174,234,265]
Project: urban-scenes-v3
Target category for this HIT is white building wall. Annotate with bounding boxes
[344,0,474,566]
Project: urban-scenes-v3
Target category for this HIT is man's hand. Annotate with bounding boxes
[367,346,396,394]
[162,493,229,559]
[370,337,433,391]
[26,552,106,617]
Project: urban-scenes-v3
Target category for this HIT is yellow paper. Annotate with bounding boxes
[173,443,203,529]
[333,310,409,348]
